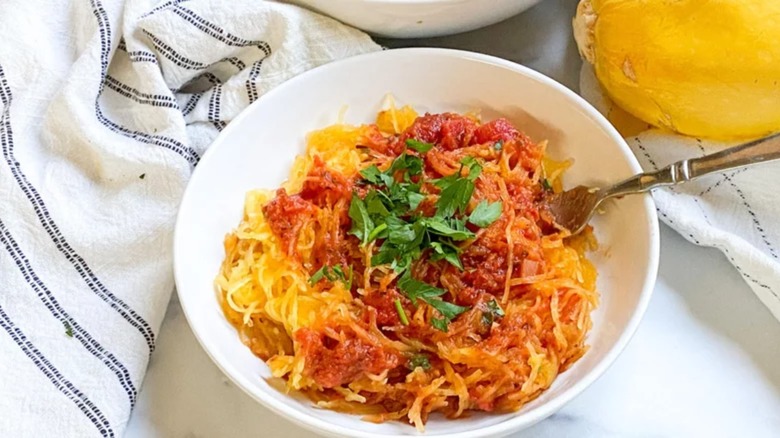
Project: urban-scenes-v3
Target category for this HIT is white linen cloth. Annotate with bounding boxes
[580,65,780,322]
[0,0,378,436]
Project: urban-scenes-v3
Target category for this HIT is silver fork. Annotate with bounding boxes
[547,132,780,234]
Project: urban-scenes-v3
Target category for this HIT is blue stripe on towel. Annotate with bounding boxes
[88,0,200,166]
[0,64,159,353]
[0,219,138,407]
[0,305,115,437]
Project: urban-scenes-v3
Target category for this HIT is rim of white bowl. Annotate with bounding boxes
[174,47,660,438]
[321,0,498,3]
[342,0,541,3]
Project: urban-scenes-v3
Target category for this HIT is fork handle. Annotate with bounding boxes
[605,132,780,197]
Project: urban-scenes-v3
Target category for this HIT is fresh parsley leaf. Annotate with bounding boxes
[345,266,353,290]
[372,231,420,272]
[440,250,464,270]
[394,298,409,325]
[367,223,388,242]
[348,194,374,244]
[390,251,417,272]
[407,354,431,370]
[409,220,427,249]
[461,155,478,167]
[405,138,434,154]
[309,266,328,285]
[372,241,399,266]
[379,172,395,187]
[360,157,420,189]
[432,173,458,189]
[360,165,383,184]
[429,241,464,270]
[309,265,352,289]
[330,265,345,280]
[436,178,474,217]
[397,271,446,305]
[486,299,505,317]
[427,298,469,332]
[403,156,424,178]
[468,200,503,228]
[376,188,395,207]
[63,321,74,338]
[387,153,424,178]
[365,190,391,216]
[406,191,426,211]
[396,271,468,331]
[389,223,417,245]
[428,241,446,255]
[356,151,491,326]
[385,216,415,245]
[460,156,483,182]
[424,298,469,320]
[388,181,423,211]
[542,178,553,191]
[482,299,505,326]
[424,216,474,241]
[433,157,481,217]
[431,317,449,332]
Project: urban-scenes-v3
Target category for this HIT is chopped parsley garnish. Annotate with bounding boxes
[429,241,463,270]
[542,178,553,191]
[481,299,505,326]
[487,299,505,317]
[309,265,352,290]
[397,271,469,332]
[348,138,504,331]
[468,200,503,228]
[405,138,434,153]
[407,354,432,370]
[434,156,481,217]
[348,195,373,244]
[394,298,409,325]
[359,165,383,184]
[397,270,447,305]
[139,173,146,180]
[431,317,450,332]
[63,321,74,338]
[353,153,487,273]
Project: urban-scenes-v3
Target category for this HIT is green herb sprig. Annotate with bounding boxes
[407,353,432,370]
[63,321,74,338]
[397,271,469,329]
[348,139,503,331]
[309,265,353,290]
[481,299,505,326]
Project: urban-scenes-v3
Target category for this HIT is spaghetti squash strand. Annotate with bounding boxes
[215,109,599,430]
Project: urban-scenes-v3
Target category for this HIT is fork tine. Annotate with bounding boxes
[545,185,601,234]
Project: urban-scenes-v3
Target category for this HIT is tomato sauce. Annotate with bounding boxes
[295,327,401,388]
[263,114,555,393]
[262,189,315,256]
[300,156,352,206]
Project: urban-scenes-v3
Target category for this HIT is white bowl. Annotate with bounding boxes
[286,0,544,38]
[174,48,659,438]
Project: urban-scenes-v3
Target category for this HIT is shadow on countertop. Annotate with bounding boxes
[376,0,583,92]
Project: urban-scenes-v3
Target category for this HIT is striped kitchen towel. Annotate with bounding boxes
[0,0,378,436]
[580,64,780,322]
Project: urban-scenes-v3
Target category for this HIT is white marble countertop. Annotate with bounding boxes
[127,0,780,436]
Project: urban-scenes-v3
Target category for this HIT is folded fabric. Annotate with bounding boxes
[0,0,378,436]
[580,64,780,322]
